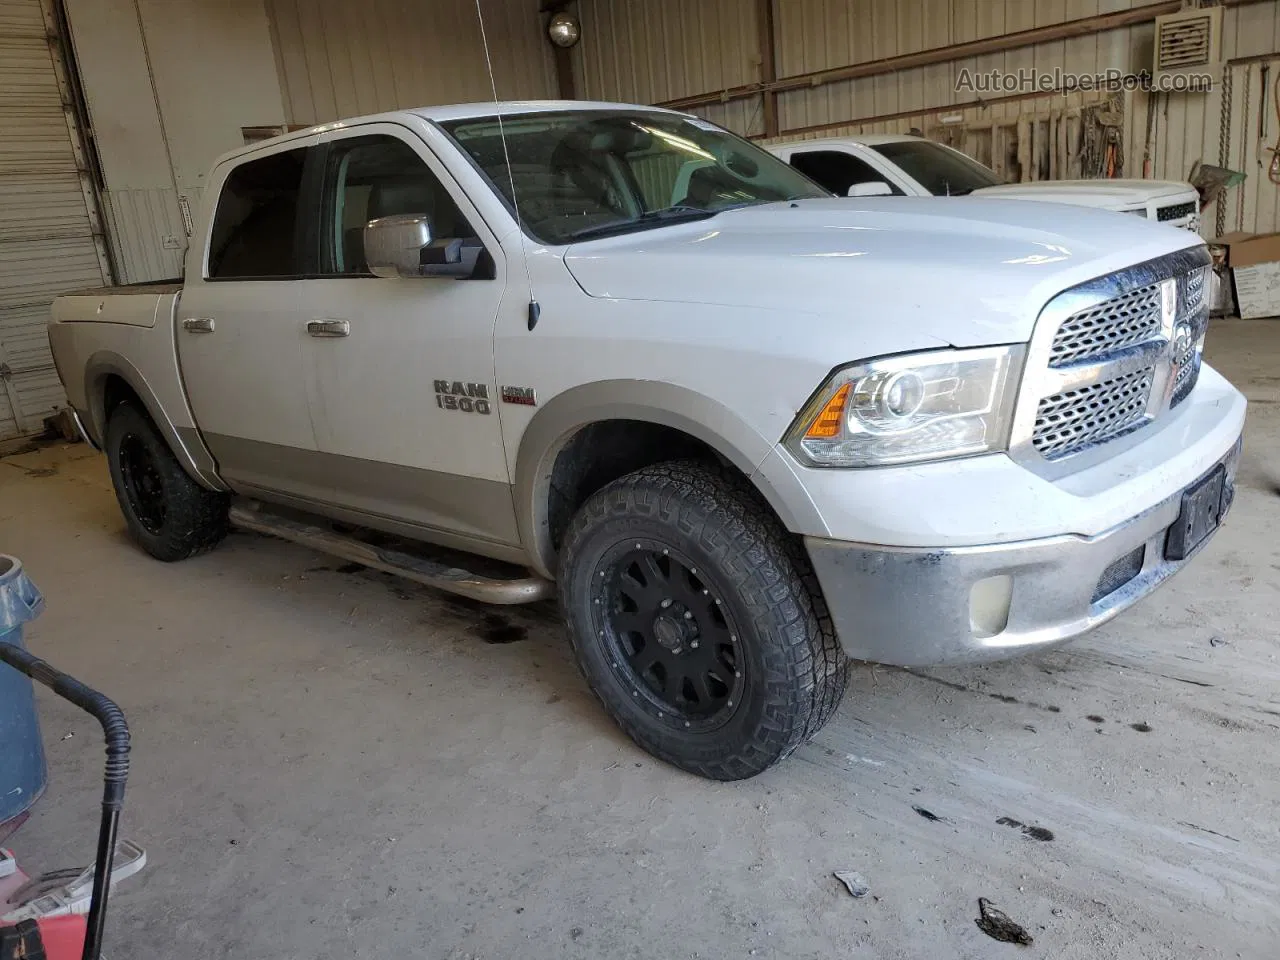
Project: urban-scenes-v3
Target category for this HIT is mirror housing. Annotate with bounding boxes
[847,181,894,197]
[364,213,481,279]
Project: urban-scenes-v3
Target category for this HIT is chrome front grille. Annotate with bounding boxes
[1014,248,1213,473]
[1170,273,1209,408]
[1049,282,1163,367]
[1033,367,1154,459]
[1170,345,1201,407]
[1183,266,1206,312]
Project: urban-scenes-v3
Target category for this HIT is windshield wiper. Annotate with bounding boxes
[564,206,717,242]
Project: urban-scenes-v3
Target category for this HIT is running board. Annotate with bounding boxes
[228,503,553,605]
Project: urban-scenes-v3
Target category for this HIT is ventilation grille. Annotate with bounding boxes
[1154,9,1220,73]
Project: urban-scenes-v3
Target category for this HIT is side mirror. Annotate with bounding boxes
[847,181,893,197]
[364,213,481,279]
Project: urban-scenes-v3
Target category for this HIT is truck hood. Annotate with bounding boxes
[971,179,1195,209]
[563,197,1202,347]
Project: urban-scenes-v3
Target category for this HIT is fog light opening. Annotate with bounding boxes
[970,575,1013,639]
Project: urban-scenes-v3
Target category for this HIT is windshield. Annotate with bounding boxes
[440,110,830,244]
[868,140,1004,196]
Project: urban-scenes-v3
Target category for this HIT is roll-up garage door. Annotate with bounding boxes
[0,0,109,441]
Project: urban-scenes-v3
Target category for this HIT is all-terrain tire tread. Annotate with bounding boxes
[559,459,849,780]
[105,403,230,562]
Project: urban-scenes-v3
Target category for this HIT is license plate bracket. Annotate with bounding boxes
[1165,466,1226,561]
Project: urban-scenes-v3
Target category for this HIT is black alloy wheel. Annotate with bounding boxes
[592,542,746,731]
[117,432,168,534]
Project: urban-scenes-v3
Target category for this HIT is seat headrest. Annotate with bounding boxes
[369,179,436,220]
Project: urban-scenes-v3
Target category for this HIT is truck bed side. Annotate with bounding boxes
[48,290,225,490]
[58,280,183,300]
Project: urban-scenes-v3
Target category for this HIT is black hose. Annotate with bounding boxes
[0,642,131,960]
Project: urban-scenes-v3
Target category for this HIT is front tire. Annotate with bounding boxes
[105,403,229,561]
[559,461,849,780]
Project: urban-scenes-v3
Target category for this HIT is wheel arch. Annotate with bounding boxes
[85,351,227,491]
[512,380,812,580]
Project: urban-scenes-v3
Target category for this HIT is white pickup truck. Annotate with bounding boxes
[48,101,1244,780]
[767,134,1203,231]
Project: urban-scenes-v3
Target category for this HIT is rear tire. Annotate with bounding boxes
[559,460,849,780]
[105,403,229,562]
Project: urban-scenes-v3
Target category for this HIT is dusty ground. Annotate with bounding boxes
[2,319,1279,960]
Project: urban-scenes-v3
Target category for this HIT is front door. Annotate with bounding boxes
[295,124,516,548]
[784,147,909,197]
[177,138,322,498]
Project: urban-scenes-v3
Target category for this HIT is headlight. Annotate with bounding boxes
[784,346,1023,467]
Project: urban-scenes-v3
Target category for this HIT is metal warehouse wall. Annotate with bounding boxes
[266,0,558,126]
[0,0,109,441]
[572,0,1280,236]
[66,0,185,283]
[66,0,286,284]
[1202,51,1280,236]
[570,0,765,133]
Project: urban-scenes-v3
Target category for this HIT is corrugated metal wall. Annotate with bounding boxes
[98,188,187,284]
[569,0,767,134]
[266,0,558,126]
[0,0,109,440]
[571,0,764,131]
[573,0,1280,237]
[766,0,1159,135]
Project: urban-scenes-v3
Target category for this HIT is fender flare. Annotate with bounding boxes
[511,380,817,580]
[83,351,227,491]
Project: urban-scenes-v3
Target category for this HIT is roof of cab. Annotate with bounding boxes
[212,100,684,167]
[768,133,922,149]
[410,99,681,121]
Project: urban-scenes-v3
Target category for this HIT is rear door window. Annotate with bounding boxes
[207,147,307,279]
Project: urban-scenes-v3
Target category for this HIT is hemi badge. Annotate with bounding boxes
[501,386,537,406]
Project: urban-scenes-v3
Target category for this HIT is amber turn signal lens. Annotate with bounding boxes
[804,382,850,439]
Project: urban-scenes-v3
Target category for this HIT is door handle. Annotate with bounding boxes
[182,317,215,334]
[307,319,350,338]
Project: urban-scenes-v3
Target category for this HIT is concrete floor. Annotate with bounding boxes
[2,319,1279,960]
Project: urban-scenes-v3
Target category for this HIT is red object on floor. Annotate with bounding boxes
[37,916,89,960]
[0,915,87,960]
[38,915,89,959]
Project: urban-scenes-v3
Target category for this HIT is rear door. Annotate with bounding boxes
[177,138,321,496]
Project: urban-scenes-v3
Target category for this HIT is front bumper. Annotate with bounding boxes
[806,435,1242,666]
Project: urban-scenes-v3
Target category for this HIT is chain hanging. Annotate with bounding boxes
[1216,67,1232,237]
[1236,66,1250,232]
